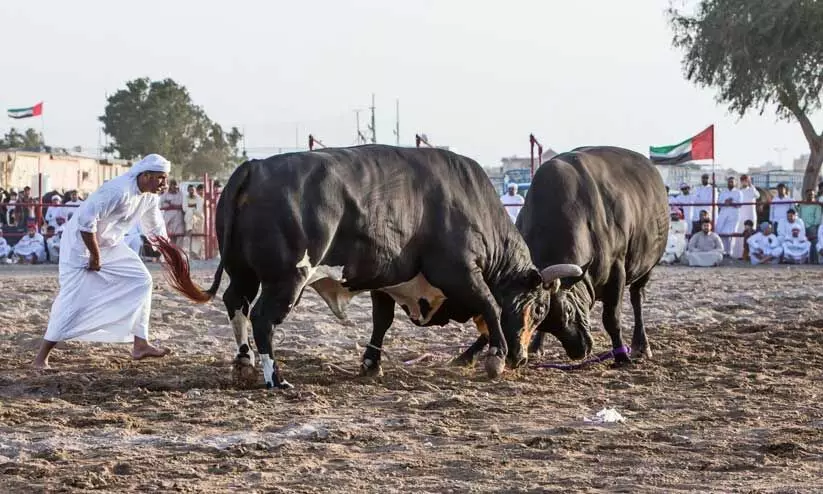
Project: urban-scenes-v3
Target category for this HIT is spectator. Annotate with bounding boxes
[18,186,36,225]
[4,190,18,225]
[213,180,223,201]
[686,219,724,267]
[817,221,823,263]
[44,195,64,230]
[675,182,695,224]
[65,190,83,208]
[693,209,710,235]
[781,225,811,264]
[0,227,11,264]
[736,174,759,258]
[741,219,755,262]
[796,189,822,263]
[717,176,742,257]
[12,221,46,264]
[660,210,688,265]
[45,225,60,263]
[159,179,185,248]
[770,183,793,232]
[694,174,718,225]
[817,181,823,203]
[500,183,524,223]
[184,184,205,259]
[777,209,805,242]
[747,222,782,265]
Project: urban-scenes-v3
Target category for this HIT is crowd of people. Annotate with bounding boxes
[660,174,823,267]
[0,179,222,265]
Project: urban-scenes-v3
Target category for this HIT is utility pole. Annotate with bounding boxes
[393,98,400,146]
[368,93,377,144]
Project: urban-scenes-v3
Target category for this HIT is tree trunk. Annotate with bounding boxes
[801,140,823,195]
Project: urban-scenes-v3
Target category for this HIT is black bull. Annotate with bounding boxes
[156,144,582,388]
[516,146,669,365]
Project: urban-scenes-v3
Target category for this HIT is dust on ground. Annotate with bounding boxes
[1,263,823,493]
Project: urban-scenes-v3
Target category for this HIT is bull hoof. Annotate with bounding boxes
[631,343,653,360]
[484,354,505,379]
[232,357,258,389]
[610,353,634,369]
[451,351,479,368]
[359,360,384,378]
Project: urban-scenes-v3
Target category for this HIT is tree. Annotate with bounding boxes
[99,77,243,179]
[0,127,44,149]
[668,0,823,193]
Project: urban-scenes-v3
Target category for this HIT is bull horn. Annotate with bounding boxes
[540,264,583,284]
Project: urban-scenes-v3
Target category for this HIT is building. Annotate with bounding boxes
[485,148,559,195]
[0,150,133,195]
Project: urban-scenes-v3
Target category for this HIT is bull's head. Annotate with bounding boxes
[499,263,585,369]
[537,264,592,360]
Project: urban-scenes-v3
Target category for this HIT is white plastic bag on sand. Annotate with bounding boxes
[583,407,625,424]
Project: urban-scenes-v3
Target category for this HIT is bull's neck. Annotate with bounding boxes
[485,230,535,295]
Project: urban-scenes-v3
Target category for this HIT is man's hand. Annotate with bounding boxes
[81,231,102,272]
[88,255,101,271]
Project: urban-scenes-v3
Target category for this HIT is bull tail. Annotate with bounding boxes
[152,160,254,304]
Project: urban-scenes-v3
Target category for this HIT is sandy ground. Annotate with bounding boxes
[1,261,823,493]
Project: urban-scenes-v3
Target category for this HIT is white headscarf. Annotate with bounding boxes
[128,154,171,177]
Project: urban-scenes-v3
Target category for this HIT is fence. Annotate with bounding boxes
[1,173,221,261]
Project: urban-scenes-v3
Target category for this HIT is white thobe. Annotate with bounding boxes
[782,235,810,264]
[769,195,794,225]
[686,231,724,267]
[818,223,823,256]
[660,220,687,264]
[0,237,11,259]
[44,206,64,229]
[672,193,695,223]
[693,185,718,224]
[777,219,806,243]
[47,236,60,263]
[717,188,742,257]
[500,193,525,223]
[738,186,759,226]
[124,224,145,255]
[44,174,167,343]
[13,233,46,262]
[184,194,205,259]
[64,200,83,220]
[747,233,782,265]
[159,191,185,247]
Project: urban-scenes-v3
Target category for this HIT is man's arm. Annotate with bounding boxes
[81,231,101,271]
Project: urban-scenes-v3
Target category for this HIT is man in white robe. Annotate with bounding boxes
[686,219,724,267]
[159,180,185,248]
[747,222,782,265]
[693,174,718,228]
[777,209,806,242]
[660,211,688,264]
[500,183,525,223]
[0,227,12,264]
[44,195,64,230]
[769,183,793,232]
[32,154,172,369]
[735,175,759,258]
[13,222,47,264]
[716,176,742,257]
[817,222,823,264]
[781,225,811,264]
[184,185,206,259]
[674,183,695,224]
[46,227,61,264]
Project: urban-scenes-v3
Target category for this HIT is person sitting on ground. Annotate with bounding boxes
[781,225,811,264]
[747,222,782,265]
[777,209,806,242]
[12,221,47,264]
[741,219,755,261]
[0,227,12,264]
[46,225,60,263]
[660,210,688,265]
[686,219,724,267]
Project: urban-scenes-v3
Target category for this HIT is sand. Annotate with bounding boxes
[1,261,823,493]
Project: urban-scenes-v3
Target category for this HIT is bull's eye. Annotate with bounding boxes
[534,304,546,319]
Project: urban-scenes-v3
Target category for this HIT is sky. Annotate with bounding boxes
[1,0,820,172]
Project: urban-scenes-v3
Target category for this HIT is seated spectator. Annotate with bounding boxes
[44,195,63,230]
[817,222,823,264]
[777,209,806,242]
[0,227,11,264]
[660,211,688,265]
[13,222,46,264]
[747,222,782,265]
[797,189,822,264]
[781,225,811,264]
[686,219,724,267]
[692,209,710,235]
[741,219,755,261]
[45,225,60,263]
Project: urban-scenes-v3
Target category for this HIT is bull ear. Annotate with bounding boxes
[527,269,543,289]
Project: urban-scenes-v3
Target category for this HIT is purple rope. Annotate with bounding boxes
[533,345,631,370]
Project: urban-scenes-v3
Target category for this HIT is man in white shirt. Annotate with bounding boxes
[693,173,718,227]
[500,183,525,223]
[736,174,759,258]
[716,176,742,257]
[747,222,782,265]
[769,183,793,232]
[675,183,695,224]
[777,209,806,242]
[686,219,725,267]
[12,222,47,264]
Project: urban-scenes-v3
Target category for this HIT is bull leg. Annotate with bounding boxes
[451,316,488,367]
[250,280,302,390]
[527,331,546,356]
[602,265,631,366]
[361,291,395,378]
[223,277,260,388]
[629,272,653,359]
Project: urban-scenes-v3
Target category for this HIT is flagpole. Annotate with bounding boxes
[711,124,716,231]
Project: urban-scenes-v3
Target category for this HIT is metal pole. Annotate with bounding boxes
[370,93,376,144]
[395,99,400,146]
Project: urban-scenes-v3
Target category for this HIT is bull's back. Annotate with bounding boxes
[520,146,668,285]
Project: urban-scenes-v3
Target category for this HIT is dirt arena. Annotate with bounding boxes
[1,262,822,493]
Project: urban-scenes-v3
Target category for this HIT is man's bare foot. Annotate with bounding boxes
[132,345,170,360]
[32,359,51,370]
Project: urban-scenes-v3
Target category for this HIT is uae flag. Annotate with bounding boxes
[7,102,43,119]
[649,125,714,165]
